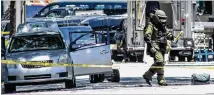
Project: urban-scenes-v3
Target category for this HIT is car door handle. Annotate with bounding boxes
[100,50,109,54]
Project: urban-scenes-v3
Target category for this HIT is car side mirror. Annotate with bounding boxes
[34,13,39,17]
[69,44,79,52]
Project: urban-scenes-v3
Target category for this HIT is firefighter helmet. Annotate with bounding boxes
[152,10,167,25]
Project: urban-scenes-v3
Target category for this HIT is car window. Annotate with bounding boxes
[94,4,126,15]
[50,5,59,10]
[46,9,66,18]
[114,5,122,9]
[79,5,89,10]
[95,5,113,10]
[40,5,59,16]
[9,34,65,53]
[68,9,74,15]
[66,5,76,9]
[71,32,105,48]
[66,4,89,10]
[40,8,49,16]
[95,5,105,10]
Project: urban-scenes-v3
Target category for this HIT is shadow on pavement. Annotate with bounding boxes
[6,77,214,94]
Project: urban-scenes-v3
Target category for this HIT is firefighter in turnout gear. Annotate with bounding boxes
[143,10,174,86]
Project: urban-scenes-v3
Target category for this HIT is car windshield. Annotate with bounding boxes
[9,34,65,52]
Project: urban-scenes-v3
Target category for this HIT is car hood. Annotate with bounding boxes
[6,49,67,63]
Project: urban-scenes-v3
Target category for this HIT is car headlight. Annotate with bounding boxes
[5,58,17,69]
[183,38,194,47]
[58,54,68,64]
[186,41,193,46]
[7,64,17,69]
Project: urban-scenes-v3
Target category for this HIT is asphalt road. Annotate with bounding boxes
[2,63,214,94]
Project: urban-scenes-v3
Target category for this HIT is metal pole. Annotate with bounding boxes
[22,1,26,23]
[192,1,196,29]
[186,1,192,38]
[16,0,21,30]
[127,0,133,48]
[213,1,214,15]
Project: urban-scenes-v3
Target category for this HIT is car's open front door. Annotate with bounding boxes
[69,31,112,76]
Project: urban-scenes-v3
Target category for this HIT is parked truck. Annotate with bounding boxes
[124,1,214,62]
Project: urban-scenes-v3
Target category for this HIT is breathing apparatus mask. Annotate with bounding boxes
[150,10,168,44]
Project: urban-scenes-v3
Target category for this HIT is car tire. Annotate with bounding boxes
[188,56,193,62]
[107,69,120,82]
[98,74,105,82]
[4,84,16,93]
[65,79,76,89]
[89,74,99,83]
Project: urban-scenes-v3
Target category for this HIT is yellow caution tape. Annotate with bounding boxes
[1,31,10,35]
[1,60,214,70]
[1,60,115,68]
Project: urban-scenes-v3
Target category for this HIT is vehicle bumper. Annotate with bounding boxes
[170,47,193,50]
[5,78,71,86]
[5,65,72,85]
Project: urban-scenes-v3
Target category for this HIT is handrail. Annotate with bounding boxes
[139,3,146,28]
[171,3,178,28]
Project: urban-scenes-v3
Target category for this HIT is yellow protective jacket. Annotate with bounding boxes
[144,22,174,53]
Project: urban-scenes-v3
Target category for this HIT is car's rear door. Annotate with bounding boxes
[69,31,112,76]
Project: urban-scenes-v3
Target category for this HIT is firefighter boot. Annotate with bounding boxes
[143,75,152,86]
[157,75,167,86]
[143,70,154,86]
[158,79,168,86]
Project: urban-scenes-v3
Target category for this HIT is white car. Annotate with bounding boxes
[3,21,120,93]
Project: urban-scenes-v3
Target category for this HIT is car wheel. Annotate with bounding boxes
[107,69,120,82]
[4,84,16,93]
[98,74,105,82]
[188,56,193,61]
[111,51,119,61]
[89,74,99,83]
[65,79,76,89]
